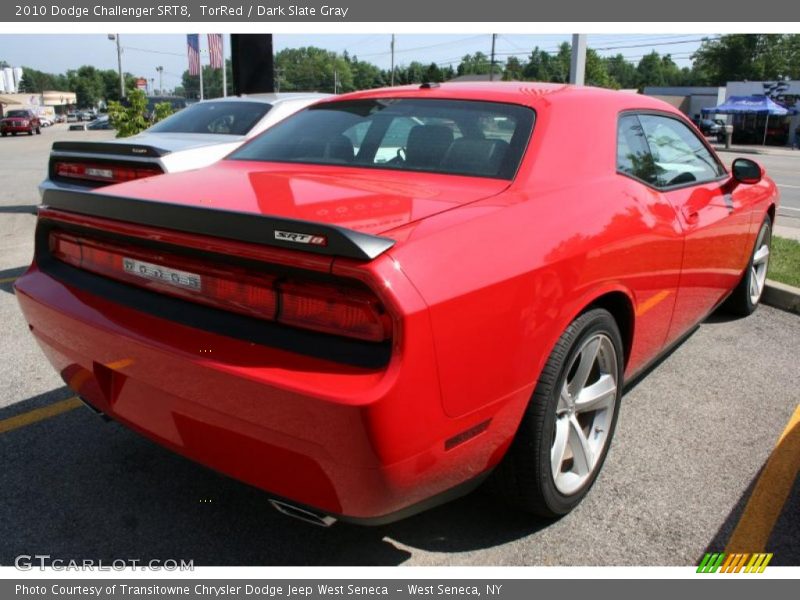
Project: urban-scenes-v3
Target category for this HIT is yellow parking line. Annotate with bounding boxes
[726,403,800,553]
[0,276,17,284]
[0,397,83,434]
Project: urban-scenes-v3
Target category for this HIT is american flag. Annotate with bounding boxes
[208,34,224,70]
[187,34,200,76]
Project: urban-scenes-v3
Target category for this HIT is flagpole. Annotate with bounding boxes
[199,46,204,101]
[222,35,227,97]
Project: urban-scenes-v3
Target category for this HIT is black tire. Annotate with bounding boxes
[1,132,6,137]
[486,308,624,518]
[28,130,33,136]
[723,214,772,316]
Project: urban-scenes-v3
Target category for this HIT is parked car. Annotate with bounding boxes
[694,117,724,137]
[39,116,54,127]
[40,93,329,196]
[0,109,42,136]
[17,83,778,525]
[66,112,79,123]
[87,115,113,130]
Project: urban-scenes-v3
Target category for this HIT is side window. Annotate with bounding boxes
[637,114,725,188]
[617,114,658,186]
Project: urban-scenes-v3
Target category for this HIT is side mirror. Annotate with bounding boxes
[732,158,763,185]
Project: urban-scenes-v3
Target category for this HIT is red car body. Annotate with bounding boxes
[15,83,778,523]
[1,109,42,136]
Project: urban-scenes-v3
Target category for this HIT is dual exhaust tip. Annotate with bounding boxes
[269,499,337,527]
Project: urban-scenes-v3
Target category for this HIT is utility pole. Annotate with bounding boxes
[156,66,163,95]
[334,68,339,94]
[108,34,125,98]
[274,67,283,93]
[221,35,228,97]
[490,33,497,81]
[569,33,587,86]
[390,34,395,86]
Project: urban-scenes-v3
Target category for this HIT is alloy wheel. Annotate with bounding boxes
[551,333,618,495]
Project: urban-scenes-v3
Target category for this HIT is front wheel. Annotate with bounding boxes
[724,214,772,316]
[487,308,624,517]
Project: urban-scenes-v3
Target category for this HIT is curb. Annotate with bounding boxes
[712,146,798,157]
[763,279,800,315]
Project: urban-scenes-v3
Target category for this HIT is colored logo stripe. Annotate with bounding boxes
[697,552,773,573]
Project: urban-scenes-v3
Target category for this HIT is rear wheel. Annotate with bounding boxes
[488,308,623,517]
[724,214,772,316]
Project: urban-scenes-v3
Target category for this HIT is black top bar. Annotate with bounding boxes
[51,141,170,158]
[41,189,396,262]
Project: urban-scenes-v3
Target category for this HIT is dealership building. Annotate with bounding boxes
[645,81,800,146]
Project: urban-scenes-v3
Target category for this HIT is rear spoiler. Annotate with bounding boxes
[41,189,396,262]
[51,141,170,158]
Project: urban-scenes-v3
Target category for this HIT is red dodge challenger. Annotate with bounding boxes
[15,83,778,525]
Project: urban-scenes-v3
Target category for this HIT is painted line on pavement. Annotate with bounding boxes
[0,397,82,435]
[725,403,800,553]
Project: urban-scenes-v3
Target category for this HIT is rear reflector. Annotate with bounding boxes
[49,230,391,342]
[54,161,163,184]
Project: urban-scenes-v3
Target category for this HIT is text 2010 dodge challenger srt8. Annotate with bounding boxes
[15,83,778,525]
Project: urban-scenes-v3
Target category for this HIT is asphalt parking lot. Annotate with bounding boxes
[0,126,798,566]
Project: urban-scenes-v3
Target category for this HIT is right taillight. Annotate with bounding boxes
[48,230,392,343]
[278,280,392,342]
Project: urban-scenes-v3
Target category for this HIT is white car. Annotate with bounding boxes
[40,93,330,196]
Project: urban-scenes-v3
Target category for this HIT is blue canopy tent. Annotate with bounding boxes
[702,95,797,145]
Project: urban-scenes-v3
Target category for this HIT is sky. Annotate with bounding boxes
[0,33,711,92]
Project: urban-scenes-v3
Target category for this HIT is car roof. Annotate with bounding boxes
[323,81,680,114]
[195,92,332,105]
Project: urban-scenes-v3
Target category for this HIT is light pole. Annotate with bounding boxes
[108,34,125,98]
[156,66,163,95]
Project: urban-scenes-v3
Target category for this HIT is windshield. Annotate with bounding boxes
[147,101,271,135]
[229,98,535,180]
[6,110,30,118]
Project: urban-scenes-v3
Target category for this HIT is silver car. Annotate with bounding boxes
[41,93,330,196]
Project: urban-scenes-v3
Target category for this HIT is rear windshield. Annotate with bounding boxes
[6,110,30,118]
[229,98,535,179]
[147,101,271,136]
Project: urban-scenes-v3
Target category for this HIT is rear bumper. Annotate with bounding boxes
[15,264,513,521]
[1,125,33,133]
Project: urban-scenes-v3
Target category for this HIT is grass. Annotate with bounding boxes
[768,236,800,288]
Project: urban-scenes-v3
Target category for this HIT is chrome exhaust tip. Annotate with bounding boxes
[77,396,111,421]
[269,499,337,527]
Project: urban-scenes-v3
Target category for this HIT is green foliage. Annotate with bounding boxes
[107,88,173,138]
[768,236,800,288]
[692,34,800,84]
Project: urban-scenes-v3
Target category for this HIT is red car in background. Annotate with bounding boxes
[1,109,42,136]
[15,83,778,525]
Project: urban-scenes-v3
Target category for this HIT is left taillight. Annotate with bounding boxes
[48,230,392,343]
[54,161,163,185]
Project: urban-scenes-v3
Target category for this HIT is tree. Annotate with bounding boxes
[604,54,638,89]
[457,52,492,76]
[692,34,800,84]
[107,88,173,138]
[503,56,524,81]
[274,47,353,93]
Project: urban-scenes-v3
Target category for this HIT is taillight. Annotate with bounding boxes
[48,231,391,342]
[278,281,391,342]
[54,161,163,184]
